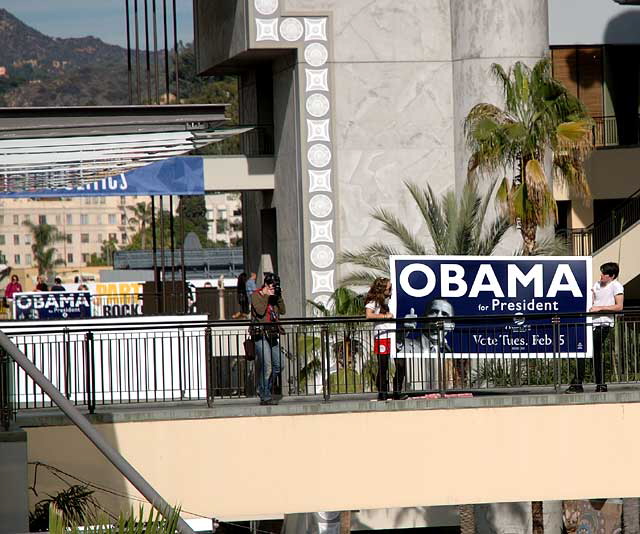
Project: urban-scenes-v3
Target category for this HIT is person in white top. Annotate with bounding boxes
[365,277,398,401]
[567,262,624,393]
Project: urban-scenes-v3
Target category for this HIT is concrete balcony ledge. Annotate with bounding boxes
[16,386,640,428]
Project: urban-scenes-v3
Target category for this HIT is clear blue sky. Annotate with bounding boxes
[2,0,193,48]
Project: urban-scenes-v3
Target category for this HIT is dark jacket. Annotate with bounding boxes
[251,289,286,339]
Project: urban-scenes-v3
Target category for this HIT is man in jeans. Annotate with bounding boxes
[567,262,624,393]
[251,273,286,405]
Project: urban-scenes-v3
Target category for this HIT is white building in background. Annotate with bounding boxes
[205,192,242,246]
[0,196,130,268]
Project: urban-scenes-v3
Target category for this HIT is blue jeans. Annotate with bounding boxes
[255,336,282,401]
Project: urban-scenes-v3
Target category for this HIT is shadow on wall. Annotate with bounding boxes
[26,424,133,525]
[604,11,640,145]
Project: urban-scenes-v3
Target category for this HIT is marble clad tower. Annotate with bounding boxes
[195,0,549,315]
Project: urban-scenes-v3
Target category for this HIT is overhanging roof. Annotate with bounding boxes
[0,104,250,192]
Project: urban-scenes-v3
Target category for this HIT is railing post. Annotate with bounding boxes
[84,332,95,414]
[437,321,446,395]
[0,348,13,431]
[552,315,560,393]
[63,327,71,400]
[204,327,214,407]
[320,325,330,402]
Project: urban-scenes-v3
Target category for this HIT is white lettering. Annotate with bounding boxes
[469,265,504,298]
[507,264,543,297]
[441,264,467,297]
[398,264,437,298]
[547,265,582,297]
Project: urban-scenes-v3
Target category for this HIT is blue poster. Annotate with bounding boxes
[13,292,92,320]
[0,156,204,198]
[390,256,592,359]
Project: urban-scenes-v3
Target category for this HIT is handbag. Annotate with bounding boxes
[243,338,256,361]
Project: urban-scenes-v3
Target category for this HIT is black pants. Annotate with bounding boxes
[376,355,406,396]
[574,326,611,386]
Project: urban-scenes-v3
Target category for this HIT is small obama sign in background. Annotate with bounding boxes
[390,256,592,359]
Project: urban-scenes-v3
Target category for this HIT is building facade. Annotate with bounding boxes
[194,0,549,315]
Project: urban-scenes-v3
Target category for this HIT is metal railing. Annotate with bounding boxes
[567,187,640,255]
[592,115,640,147]
[0,347,13,430]
[5,309,640,415]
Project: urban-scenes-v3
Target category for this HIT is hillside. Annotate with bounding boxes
[0,8,130,106]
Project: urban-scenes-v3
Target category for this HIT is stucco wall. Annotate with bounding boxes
[23,399,640,520]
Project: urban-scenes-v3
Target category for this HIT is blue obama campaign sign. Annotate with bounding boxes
[13,291,92,320]
[390,256,592,359]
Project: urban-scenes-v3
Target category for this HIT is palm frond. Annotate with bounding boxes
[371,207,426,255]
[339,269,383,287]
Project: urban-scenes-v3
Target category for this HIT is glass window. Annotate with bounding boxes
[13,215,19,225]
[108,214,117,225]
[80,214,88,225]
[108,233,117,242]
[39,215,46,225]
[97,233,103,243]
[0,235,5,245]
[66,234,72,244]
[96,214,103,225]
[24,234,31,245]
[13,235,19,245]
[121,233,127,243]
[120,197,126,205]
[81,233,89,243]
[25,254,31,265]
[66,214,73,225]
[84,198,91,205]
[24,214,30,222]
[56,214,62,225]
[0,215,4,225]
[81,253,90,263]
[120,214,127,225]
[67,253,74,264]
[100,197,106,204]
[13,254,20,264]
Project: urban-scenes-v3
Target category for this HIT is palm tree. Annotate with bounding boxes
[464,59,593,254]
[127,201,154,249]
[23,221,65,276]
[339,179,511,285]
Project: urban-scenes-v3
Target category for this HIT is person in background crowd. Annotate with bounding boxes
[365,277,397,401]
[233,272,249,319]
[246,272,257,301]
[251,272,286,406]
[203,281,213,288]
[5,274,22,301]
[35,275,48,292]
[567,261,624,394]
[77,284,89,291]
[51,278,65,291]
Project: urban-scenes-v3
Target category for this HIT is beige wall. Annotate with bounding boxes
[24,401,640,521]
[593,220,640,285]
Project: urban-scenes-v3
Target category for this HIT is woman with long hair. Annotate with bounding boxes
[365,277,394,400]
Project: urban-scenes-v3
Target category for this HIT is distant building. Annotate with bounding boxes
[205,193,242,246]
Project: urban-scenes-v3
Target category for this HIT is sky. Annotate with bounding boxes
[1,0,194,48]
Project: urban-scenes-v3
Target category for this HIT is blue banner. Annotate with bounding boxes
[0,157,204,198]
[390,256,592,359]
[13,292,92,320]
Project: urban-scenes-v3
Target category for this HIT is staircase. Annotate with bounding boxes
[569,188,640,285]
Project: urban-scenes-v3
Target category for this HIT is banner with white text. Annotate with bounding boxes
[390,256,592,359]
[13,292,92,320]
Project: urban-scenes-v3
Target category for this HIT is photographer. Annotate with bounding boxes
[251,272,286,405]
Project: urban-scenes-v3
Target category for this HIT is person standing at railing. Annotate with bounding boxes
[4,274,22,318]
[233,272,249,319]
[567,262,624,393]
[251,272,286,406]
[35,274,48,292]
[365,277,401,401]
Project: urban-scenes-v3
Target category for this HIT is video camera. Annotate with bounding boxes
[263,272,282,299]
